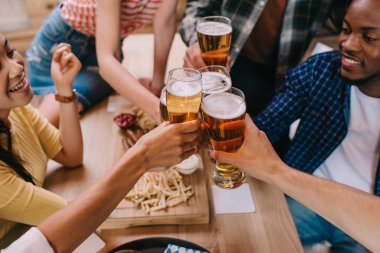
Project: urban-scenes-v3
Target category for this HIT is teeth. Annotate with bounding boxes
[344,57,361,65]
[9,79,26,92]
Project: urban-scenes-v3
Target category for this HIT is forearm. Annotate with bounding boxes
[57,96,83,167]
[152,15,176,86]
[267,165,380,252]
[99,56,160,122]
[38,147,147,253]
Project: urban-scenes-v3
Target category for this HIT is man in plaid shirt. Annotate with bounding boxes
[180,0,348,116]
[253,0,380,251]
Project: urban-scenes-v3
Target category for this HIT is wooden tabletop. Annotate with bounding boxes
[44,99,303,253]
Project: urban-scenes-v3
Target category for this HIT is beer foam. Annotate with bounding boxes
[202,72,232,94]
[167,80,201,97]
[197,21,232,36]
[202,92,246,119]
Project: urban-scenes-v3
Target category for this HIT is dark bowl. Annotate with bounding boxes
[109,237,209,253]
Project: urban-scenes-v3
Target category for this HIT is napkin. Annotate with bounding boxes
[164,244,209,253]
[211,183,256,214]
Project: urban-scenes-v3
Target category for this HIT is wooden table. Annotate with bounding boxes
[44,99,303,253]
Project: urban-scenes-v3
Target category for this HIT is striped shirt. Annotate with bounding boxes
[60,0,162,37]
[254,51,380,196]
[0,105,65,240]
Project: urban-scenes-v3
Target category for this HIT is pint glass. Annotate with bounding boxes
[166,68,202,124]
[196,16,232,67]
[201,87,246,189]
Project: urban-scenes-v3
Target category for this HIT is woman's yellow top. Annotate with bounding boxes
[0,105,66,240]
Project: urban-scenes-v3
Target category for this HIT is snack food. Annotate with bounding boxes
[125,167,194,213]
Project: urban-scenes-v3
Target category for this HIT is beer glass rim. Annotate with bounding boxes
[197,65,229,73]
[198,16,231,25]
[168,67,202,82]
[202,87,246,107]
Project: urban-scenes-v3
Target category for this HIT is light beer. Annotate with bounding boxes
[167,80,202,123]
[197,18,232,67]
[202,90,246,189]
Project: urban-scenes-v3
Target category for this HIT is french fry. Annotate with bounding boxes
[125,167,193,213]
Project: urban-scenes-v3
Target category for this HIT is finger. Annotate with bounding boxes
[192,54,206,69]
[178,119,200,133]
[191,43,206,69]
[53,45,71,62]
[210,150,235,165]
[60,51,73,69]
[51,43,71,56]
[180,132,199,145]
[181,147,198,160]
[181,140,198,154]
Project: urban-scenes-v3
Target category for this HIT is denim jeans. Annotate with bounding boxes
[26,5,114,110]
[286,196,368,253]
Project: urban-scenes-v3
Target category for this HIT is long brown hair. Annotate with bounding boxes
[0,119,35,184]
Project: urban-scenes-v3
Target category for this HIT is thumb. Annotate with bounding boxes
[210,150,236,165]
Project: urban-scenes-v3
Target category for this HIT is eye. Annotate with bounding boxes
[7,48,15,58]
[341,26,350,35]
[363,34,378,42]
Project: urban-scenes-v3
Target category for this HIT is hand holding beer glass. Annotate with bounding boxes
[165,68,202,169]
[196,16,232,67]
[201,87,246,189]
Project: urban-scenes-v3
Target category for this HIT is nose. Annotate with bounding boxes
[8,59,24,80]
[341,33,361,52]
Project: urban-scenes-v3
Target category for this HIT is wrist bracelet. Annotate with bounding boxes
[55,89,77,103]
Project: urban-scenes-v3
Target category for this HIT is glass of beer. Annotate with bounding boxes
[166,68,202,123]
[198,65,231,95]
[160,86,169,121]
[196,16,232,67]
[201,87,246,189]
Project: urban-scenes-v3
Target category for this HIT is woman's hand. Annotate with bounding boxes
[133,120,200,168]
[51,43,82,93]
[138,77,163,96]
[210,115,284,180]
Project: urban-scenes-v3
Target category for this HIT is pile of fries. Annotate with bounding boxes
[125,167,194,213]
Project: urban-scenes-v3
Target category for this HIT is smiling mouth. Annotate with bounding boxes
[9,78,26,92]
[342,55,362,66]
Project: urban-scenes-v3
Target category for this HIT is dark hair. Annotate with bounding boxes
[0,119,35,184]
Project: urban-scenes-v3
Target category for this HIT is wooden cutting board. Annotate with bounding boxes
[100,164,210,229]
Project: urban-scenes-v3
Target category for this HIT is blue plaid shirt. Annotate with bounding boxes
[255,51,380,196]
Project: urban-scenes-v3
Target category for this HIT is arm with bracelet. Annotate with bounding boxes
[50,43,83,167]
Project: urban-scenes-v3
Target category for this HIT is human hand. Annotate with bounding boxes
[51,43,81,93]
[138,77,163,96]
[133,119,200,168]
[183,43,206,69]
[210,115,285,181]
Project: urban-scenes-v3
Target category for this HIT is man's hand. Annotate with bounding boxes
[51,43,81,93]
[210,115,284,180]
[183,43,207,69]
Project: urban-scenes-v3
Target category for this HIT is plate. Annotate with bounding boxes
[109,237,209,253]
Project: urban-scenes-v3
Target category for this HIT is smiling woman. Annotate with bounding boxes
[0,34,83,244]
[0,33,200,252]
